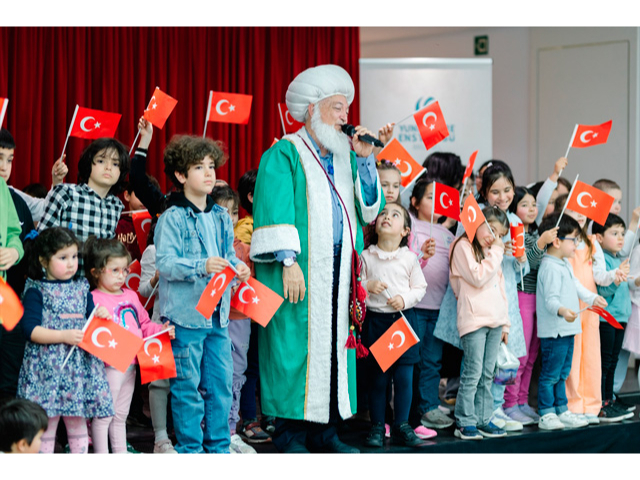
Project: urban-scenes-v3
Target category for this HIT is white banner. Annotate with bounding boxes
[359,58,493,172]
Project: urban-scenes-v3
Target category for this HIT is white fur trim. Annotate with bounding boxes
[287,131,355,422]
[355,168,383,224]
[250,224,301,263]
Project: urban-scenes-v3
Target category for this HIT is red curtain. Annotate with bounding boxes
[0,27,360,195]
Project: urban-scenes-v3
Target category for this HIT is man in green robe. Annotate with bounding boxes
[250,64,384,453]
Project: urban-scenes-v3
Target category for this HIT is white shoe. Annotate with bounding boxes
[584,413,600,425]
[504,405,536,425]
[538,413,565,431]
[557,411,589,429]
[492,407,523,431]
[153,439,178,454]
[230,434,257,454]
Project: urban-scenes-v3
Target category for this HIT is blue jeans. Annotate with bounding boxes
[538,336,574,416]
[169,318,233,453]
[414,308,444,414]
[456,326,502,428]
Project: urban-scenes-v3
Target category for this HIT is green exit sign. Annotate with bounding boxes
[475,35,489,56]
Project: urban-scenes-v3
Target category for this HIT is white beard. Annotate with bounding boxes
[310,107,351,155]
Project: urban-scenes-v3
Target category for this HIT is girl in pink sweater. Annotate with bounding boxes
[84,236,174,453]
[450,206,510,440]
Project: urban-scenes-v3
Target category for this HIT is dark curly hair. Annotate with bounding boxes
[163,135,227,191]
[26,227,82,280]
[367,201,412,248]
[83,236,132,289]
[77,138,130,196]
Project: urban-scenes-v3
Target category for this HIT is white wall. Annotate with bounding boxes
[361,27,640,218]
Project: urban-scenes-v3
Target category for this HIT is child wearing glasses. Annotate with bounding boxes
[535,214,607,431]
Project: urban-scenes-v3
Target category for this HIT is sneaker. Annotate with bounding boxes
[598,404,628,423]
[126,442,141,454]
[477,421,507,438]
[538,413,565,431]
[384,423,391,438]
[504,405,536,426]
[609,402,634,420]
[390,422,424,447]
[421,407,455,429]
[153,439,177,454]
[240,419,272,444]
[454,425,483,440]
[492,407,523,431]
[584,413,600,425]
[518,403,540,422]
[557,411,589,429]
[437,404,451,415]
[413,425,437,440]
[613,397,637,412]
[230,434,257,454]
[262,416,276,434]
[364,423,385,448]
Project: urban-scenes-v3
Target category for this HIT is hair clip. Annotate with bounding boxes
[24,230,39,241]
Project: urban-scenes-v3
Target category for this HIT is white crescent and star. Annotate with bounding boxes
[91,327,113,349]
[388,330,406,350]
[394,158,412,177]
[141,218,151,233]
[580,130,597,144]
[210,274,227,297]
[285,111,296,126]
[215,99,236,116]
[237,283,258,305]
[422,112,437,131]
[576,191,596,209]
[125,272,140,290]
[144,338,163,357]
[467,206,477,223]
[440,192,452,209]
[79,116,99,132]
[146,95,157,111]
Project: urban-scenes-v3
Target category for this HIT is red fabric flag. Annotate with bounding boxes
[143,87,178,129]
[78,316,144,373]
[0,97,8,127]
[370,316,420,372]
[278,103,304,134]
[0,278,23,332]
[571,120,612,148]
[124,260,153,310]
[588,306,623,330]
[413,101,450,150]
[510,223,525,257]
[461,150,478,188]
[207,91,253,125]
[461,194,485,242]
[376,138,426,187]
[132,210,153,253]
[433,182,461,221]
[566,180,615,226]
[230,277,285,327]
[196,266,236,318]
[69,106,121,139]
[137,330,177,384]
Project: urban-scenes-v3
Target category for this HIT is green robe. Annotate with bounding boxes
[0,177,24,282]
[250,129,383,423]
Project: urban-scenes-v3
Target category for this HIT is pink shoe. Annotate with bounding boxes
[414,425,437,440]
[385,423,391,438]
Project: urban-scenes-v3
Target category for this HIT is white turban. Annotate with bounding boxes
[285,64,355,123]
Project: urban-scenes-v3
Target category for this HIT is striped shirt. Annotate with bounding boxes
[517,230,546,294]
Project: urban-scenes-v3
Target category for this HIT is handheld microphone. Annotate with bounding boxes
[341,124,384,148]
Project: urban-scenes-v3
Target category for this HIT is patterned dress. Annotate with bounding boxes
[17,278,114,418]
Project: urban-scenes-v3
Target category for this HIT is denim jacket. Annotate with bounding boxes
[155,196,245,329]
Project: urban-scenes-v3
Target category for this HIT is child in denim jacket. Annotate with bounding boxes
[155,135,250,453]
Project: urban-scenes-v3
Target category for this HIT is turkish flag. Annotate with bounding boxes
[143,87,178,129]
[370,316,420,373]
[510,223,525,257]
[124,260,153,310]
[0,278,23,332]
[461,150,478,188]
[589,305,623,330]
[196,266,236,318]
[566,180,614,226]
[78,316,144,373]
[461,194,485,242]
[278,103,304,134]
[207,91,253,125]
[413,101,450,150]
[69,106,121,139]
[433,182,460,221]
[571,120,612,148]
[376,138,426,187]
[230,277,284,327]
[0,97,8,128]
[132,210,153,253]
[137,330,177,384]
[270,138,279,148]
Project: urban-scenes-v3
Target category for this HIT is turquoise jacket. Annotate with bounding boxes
[596,249,631,324]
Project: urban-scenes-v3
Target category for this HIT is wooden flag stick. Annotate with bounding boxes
[142,327,172,342]
[143,282,159,310]
[60,105,79,162]
[129,129,141,156]
[203,91,213,138]
[277,103,287,136]
[559,124,579,178]
[430,181,436,239]
[382,288,409,323]
[555,174,580,228]
[61,304,98,369]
